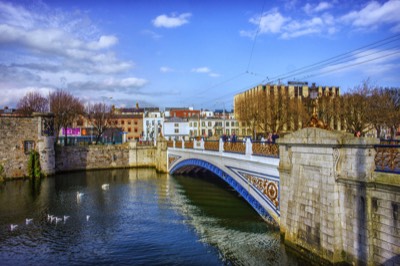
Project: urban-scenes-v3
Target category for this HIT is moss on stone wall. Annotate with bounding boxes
[27,150,41,179]
[0,164,4,182]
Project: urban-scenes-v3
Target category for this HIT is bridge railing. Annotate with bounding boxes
[168,138,280,158]
[252,141,279,158]
[374,144,400,174]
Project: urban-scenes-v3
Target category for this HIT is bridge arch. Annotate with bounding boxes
[170,158,277,224]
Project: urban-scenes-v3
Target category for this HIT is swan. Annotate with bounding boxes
[77,191,84,202]
[101,184,110,190]
[10,224,18,231]
[55,217,62,224]
[86,215,90,222]
[63,215,70,222]
[25,218,33,225]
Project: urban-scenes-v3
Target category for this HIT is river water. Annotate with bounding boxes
[0,168,308,265]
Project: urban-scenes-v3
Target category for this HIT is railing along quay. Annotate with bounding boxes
[374,144,400,174]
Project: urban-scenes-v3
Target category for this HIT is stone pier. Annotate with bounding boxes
[278,128,399,265]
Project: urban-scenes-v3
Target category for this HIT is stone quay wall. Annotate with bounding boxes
[55,138,167,173]
[278,128,399,265]
[0,114,55,178]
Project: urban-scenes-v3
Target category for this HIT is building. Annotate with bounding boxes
[234,82,341,136]
[163,117,190,140]
[143,108,164,141]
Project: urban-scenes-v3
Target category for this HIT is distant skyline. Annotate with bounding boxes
[1,0,400,110]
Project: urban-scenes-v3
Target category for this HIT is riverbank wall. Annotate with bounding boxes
[0,113,167,179]
[55,139,167,173]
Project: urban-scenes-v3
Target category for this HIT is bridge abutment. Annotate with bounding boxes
[278,128,399,265]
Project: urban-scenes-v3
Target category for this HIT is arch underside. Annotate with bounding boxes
[170,158,278,225]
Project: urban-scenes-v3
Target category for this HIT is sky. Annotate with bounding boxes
[1,0,400,110]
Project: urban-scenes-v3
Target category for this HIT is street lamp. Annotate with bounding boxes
[308,83,327,129]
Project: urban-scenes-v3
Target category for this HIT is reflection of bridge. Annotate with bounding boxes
[167,138,281,225]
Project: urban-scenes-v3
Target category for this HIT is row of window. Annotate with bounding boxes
[187,121,240,127]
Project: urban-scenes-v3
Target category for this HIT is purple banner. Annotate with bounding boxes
[61,128,81,136]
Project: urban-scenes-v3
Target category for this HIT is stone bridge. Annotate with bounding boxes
[167,129,400,265]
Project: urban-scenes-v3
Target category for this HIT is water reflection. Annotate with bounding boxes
[0,168,307,265]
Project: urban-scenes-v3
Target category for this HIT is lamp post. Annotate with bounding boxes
[308,84,328,129]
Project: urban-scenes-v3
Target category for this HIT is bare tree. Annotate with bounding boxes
[49,90,84,145]
[17,91,49,115]
[86,102,114,144]
[340,83,373,135]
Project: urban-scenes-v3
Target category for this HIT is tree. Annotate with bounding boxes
[86,102,114,144]
[17,91,49,115]
[49,90,84,145]
[340,82,373,135]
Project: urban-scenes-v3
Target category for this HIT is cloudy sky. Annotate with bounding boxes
[1,0,400,110]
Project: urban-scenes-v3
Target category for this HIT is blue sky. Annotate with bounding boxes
[1,0,400,110]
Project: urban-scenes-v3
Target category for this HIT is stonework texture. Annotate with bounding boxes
[56,140,167,173]
[278,128,399,265]
[0,114,55,178]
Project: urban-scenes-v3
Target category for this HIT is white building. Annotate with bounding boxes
[163,117,190,141]
[143,109,164,141]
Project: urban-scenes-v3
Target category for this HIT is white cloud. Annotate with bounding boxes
[0,1,146,108]
[304,2,333,14]
[242,8,336,39]
[191,67,219,77]
[160,67,174,73]
[255,9,287,34]
[152,13,191,28]
[341,0,400,31]
[192,67,211,73]
[87,35,118,50]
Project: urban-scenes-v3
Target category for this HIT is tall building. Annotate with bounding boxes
[234,82,341,136]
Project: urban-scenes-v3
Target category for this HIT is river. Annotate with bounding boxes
[0,168,309,265]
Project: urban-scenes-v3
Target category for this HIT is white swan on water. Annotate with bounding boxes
[25,218,33,225]
[77,191,84,202]
[86,215,90,222]
[10,224,18,231]
[63,215,70,222]
[101,184,110,190]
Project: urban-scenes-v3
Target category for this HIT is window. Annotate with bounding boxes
[231,122,234,126]
[174,129,179,133]
[208,122,211,127]
[134,120,138,125]
[128,121,131,125]
[24,140,35,154]
[226,122,229,127]
[189,122,192,127]
[174,123,179,127]
[128,127,132,132]
[134,128,138,133]
[201,122,205,127]
[146,121,149,126]
[194,122,197,127]
[121,120,125,125]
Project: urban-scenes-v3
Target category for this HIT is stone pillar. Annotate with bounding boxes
[33,113,56,176]
[245,138,252,157]
[277,128,379,264]
[156,136,167,173]
[219,138,224,153]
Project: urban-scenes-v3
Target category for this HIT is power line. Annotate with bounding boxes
[246,0,266,72]
[266,33,400,84]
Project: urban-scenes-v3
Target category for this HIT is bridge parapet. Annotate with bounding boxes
[169,138,279,158]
